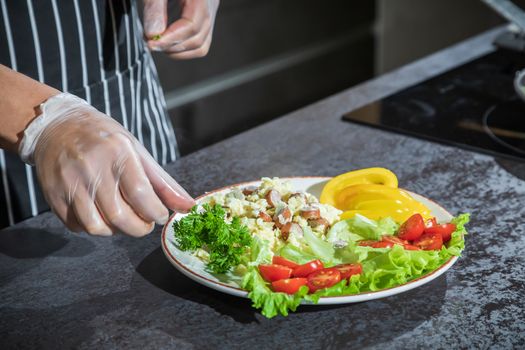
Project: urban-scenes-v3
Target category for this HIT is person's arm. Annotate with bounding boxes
[0,65,194,236]
[0,64,59,153]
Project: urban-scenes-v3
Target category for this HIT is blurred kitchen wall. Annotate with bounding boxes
[148,0,509,156]
[151,0,375,155]
[376,0,503,73]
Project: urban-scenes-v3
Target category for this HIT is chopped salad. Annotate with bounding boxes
[173,171,469,318]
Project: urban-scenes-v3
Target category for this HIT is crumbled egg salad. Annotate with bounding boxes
[196,178,342,263]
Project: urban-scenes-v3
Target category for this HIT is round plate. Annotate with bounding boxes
[161,177,458,304]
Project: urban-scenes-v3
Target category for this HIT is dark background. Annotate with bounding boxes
[149,0,507,155]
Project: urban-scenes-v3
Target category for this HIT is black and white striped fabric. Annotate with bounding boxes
[0,0,179,228]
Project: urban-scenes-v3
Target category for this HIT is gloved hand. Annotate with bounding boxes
[19,93,195,237]
[143,0,220,59]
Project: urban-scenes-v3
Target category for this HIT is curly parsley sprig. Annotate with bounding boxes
[173,204,252,274]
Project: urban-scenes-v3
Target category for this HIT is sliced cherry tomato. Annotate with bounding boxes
[371,241,393,248]
[397,213,425,241]
[425,223,456,242]
[358,240,379,247]
[271,278,308,294]
[292,259,324,277]
[358,240,393,248]
[425,217,437,228]
[382,235,409,245]
[306,268,341,293]
[258,264,293,282]
[382,235,420,250]
[272,256,300,269]
[413,232,443,250]
[333,263,362,279]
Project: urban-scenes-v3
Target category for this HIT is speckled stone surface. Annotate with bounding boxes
[1,27,524,350]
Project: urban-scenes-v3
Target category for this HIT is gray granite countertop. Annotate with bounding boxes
[1,27,524,349]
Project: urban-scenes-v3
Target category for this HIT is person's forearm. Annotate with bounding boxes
[0,64,59,153]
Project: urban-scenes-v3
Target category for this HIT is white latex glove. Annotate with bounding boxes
[19,93,195,237]
[143,0,220,59]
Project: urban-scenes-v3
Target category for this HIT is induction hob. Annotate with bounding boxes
[342,48,525,161]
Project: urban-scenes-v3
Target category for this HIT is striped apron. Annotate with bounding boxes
[0,0,179,228]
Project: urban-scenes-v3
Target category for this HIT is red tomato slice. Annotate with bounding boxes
[306,268,341,293]
[371,241,393,248]
[292,259,324,277]
[358,240,393,248]
[413,232,443,250]
[358,240,379,247]
[333,263,362,279]
[272,256,300,269]
[425,223,456,242]
[397,214,425,241]
[425,217,437,228]
[271,278,308,294]
[382,235,420,250]
[258,264,293,282]
[382,235,409,245]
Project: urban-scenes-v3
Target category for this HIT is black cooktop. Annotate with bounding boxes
[343,48,525,161]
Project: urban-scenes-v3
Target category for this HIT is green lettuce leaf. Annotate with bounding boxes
[279,244,317,264]
[246,235,273,267]
[327,214,399,244]
[327,220,365,244]
[442,213,470,257]
[240,213,469,318]
[302,226,339,265]
[241,267,310,318]
[377,217,399,236]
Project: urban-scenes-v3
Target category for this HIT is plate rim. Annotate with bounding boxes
[161,176,458,301]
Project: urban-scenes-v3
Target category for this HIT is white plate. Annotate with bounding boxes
[161,177,458,305]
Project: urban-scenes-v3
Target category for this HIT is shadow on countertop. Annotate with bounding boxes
[496,158,525,181]
[136,247,448,348]
[0,227,96,287]
[135,246,259,324]
[0,228,68,259]
[0,227,96,260]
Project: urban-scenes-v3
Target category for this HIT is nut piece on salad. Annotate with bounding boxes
[308,217,331,233]
[280,222,303,241]
[265,189,282,208]
[258,211,273,222]
[300,206,321,220]
[242,186,258,196]
[274,206,292,228]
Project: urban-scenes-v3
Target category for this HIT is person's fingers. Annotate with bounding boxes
[168,32,212,60]
[163,18,211,54]
[147,0,209,51]
[48,194,83,232]
[115,147,169,225]
[71,185,114,236]
[93,160,155,237]
[143,0,168,39]
[136,144,195,212]
[96,186,155,238]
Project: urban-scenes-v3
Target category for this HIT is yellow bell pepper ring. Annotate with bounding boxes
[320,167,398,206]
[334,184,421,210]
[351,199,432,222]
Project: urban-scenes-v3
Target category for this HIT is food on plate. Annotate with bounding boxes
[320,168,432,222]
[172,172,470,318]
[172,203,251,274]
[319,167,399,205]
